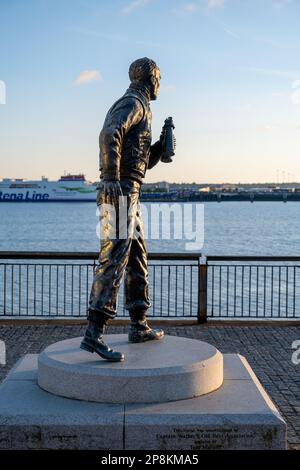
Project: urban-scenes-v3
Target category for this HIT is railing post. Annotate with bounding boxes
[198,255,207,323]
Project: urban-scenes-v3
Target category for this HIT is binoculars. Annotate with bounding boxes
[160,117,176,163]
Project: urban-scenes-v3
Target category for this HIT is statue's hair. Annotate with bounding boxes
[129,57,159,83]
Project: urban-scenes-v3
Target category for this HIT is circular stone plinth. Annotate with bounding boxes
[38,335,223,404]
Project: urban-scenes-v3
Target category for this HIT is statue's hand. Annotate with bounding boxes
[101,180,123,206]
[170,134,176,152]
[159,127,166,147]
[161,124,176,151]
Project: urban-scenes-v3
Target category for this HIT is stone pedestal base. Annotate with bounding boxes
[38,335,223,403]
[0,339,286,449]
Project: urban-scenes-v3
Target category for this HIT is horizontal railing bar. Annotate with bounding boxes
[0,251,201,261]
[207,256,300,262]
[0,264,198,272]
[206,264,300,268]
[0,262,95,267]
[149,253,200,260]
[0,252,97,260]
[2,252,300,262]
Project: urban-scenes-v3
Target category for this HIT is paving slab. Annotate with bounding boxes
[0,378,124,449]
[125,356,286,449]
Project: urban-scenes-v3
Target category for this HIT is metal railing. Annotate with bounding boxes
[0,252,200,320]
[206,256,300,319]
[1,252,300,321]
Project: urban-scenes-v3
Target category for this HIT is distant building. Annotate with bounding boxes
[198,186,213,193]
[143,181,170,192]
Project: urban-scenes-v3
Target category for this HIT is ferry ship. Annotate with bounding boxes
[0,174,97,202]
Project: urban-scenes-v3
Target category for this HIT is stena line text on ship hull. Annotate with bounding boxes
[0,191,50,201]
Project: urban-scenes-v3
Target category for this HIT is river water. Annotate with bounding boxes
[0,200,299,255]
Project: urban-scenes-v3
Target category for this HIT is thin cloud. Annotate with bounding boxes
[257,125,275,132]
[0,80,6,105]
[207,14,295,48]
[174,0,225,15]
[160,84,177,92]
[271,91,285,98]
[121,0,151,15]
[239,66,300,80]
[74,70,102,85]
[208,0,291,9]
[271,0,293,8]
[173,3,199,16]
[72,26,161,48]
[291,80,300,105]
[206,0,226,8]
[222,27,239,38]
[209,16,240,39]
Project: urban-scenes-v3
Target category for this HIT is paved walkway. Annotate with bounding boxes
[0,323,299,450]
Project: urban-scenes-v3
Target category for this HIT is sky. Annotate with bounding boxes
[1,0,300,184]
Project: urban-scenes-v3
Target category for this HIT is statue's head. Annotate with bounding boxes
[129,57,161,101]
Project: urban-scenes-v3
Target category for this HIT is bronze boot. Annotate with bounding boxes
[128,310,164,343]
[80,312,125,362]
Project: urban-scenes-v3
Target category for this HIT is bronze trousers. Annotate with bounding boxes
[88,179,151,321]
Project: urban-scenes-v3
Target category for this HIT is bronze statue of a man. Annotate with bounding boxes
[80,58,174,362]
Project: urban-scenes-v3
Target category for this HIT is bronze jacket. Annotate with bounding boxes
[99,85,163,184]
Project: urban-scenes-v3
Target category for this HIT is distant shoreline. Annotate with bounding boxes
[140,193,299,202]
[0,198,297,203]
[0,193,299,203]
